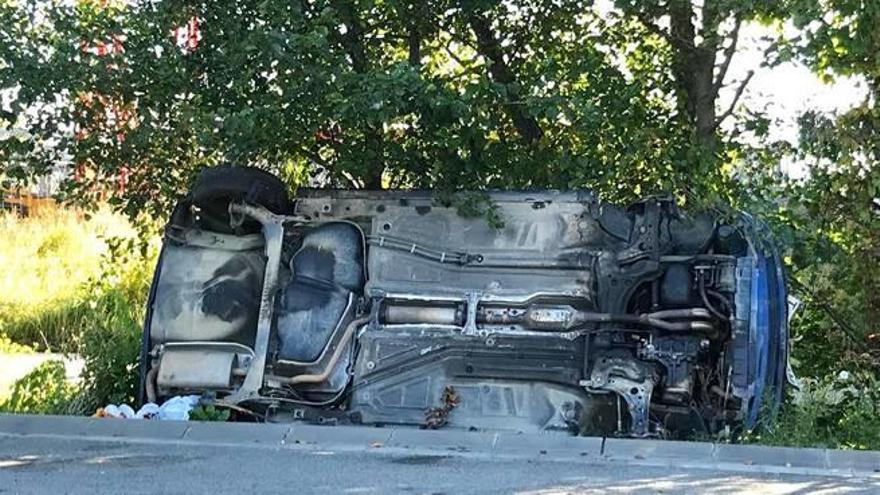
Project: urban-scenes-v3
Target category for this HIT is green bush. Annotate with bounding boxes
[70,241,155,414]
[190,404,231,422]
[748,371,880,450]
[0,360,78,414]
[0,335,32,354]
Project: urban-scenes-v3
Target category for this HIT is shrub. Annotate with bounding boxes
[0,335,32,354]
[190,404,231,422]
[748,371,880,450]
[70,239,156,414]
[0,360,78,414]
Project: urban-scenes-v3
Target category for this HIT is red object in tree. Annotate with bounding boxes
[187,17,200,51]
[315,123,343,144]
[173,16,201,53]
[118,166,129,196]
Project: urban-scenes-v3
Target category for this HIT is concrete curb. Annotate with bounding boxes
[1,414,879,478]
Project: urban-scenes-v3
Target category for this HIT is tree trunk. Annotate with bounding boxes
[334,2,385,188]
[408,24,421,67]
[467,12,543,144]
[668,0,718,156]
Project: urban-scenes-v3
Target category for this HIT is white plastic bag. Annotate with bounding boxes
[97,395,199,420]
[100,403,137,418]
[135,402,160,419]
[157,395,200,420]
[95,395,199,421]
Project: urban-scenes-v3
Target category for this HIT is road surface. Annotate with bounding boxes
[1,415,878,494]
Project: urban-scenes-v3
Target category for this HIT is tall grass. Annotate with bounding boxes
[0,208,140,352]
[0,206,157,414]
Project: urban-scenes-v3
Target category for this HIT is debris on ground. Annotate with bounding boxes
[94,395,200,420]
[422,386,461,429]
[94,404,138,419]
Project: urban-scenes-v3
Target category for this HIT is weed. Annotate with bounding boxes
[0,335,32,354]
[0,360,78,414]
[0,208,138,352]
[746,371,880,450]
[0,207,157,414]
[190,404,231,422]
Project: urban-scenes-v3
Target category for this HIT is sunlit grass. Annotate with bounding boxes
[0,207,135,306]
[0,203,157,413]
[0,206,142,352]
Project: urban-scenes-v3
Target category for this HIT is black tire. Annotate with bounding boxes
[191,166,289,234]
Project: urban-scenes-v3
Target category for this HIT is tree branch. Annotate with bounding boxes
[332,2,369,73]
[300,146,328,169]
[666,0,698,52]
[634,11,676,47]
[714,69,753,128]
[408,25,421,66]
[712,17,742,95]
[340,170,361,189]
[699,0,722,52]
[444,39,469,68]
[467,11,543,143]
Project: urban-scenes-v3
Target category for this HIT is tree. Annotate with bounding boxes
[613,0,785,160]
[756,0,880,372]
[0,0,713,218]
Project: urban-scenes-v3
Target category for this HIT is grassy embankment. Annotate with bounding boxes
[0,206,154,413]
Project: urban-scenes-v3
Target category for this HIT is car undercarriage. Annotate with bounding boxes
[141,167,788,437]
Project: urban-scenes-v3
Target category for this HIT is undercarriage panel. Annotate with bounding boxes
[143,182,789,438]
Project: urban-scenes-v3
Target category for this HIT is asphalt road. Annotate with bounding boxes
[1,434,878,495]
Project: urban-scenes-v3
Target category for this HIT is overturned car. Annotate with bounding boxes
[140,166,788,437]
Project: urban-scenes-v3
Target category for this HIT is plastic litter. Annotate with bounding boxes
[136,402,160,419]
[157,395,200,420]
[94,395,200,421]
[97,404,137,419]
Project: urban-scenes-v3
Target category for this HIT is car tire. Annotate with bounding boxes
[191,166,289,234]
